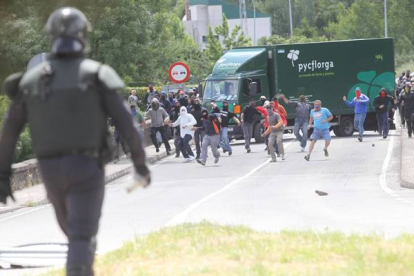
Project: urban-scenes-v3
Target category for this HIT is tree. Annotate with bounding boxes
[206,26,223,68]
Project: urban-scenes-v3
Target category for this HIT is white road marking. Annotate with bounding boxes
[165,141,293,226]
[0,205,49,223]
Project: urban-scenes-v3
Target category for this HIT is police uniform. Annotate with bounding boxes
[0,7,150,276]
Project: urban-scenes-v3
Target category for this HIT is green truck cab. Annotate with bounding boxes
[202,38,395,141]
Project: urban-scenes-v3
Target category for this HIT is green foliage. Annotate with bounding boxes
[206,14,252,69]
[14,128,34,163]
[258,35,328,46]
[0,96,9,125]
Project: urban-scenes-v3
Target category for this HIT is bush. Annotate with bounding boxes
[14,128,34,163]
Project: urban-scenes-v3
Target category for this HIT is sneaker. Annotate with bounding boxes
[264,147,268,151]
[196,159,206,166]
[277,154,281,157]
[304,154,310,161]
[167,150,171,156]
[247,148,251,153]
[270,159,277,162]
[301,147,305,152]
[156,148,160,153]
[175,154,180,158]
[358,137,363,142]
[229,151,232,156]
[383,135,387,139]
[183,158,191,163]
[323,148,329,157]
[188,156,195,161]
[409,133,412,138]
[223,149,227,153]
[282,155,285,160]
[214,157,219,164]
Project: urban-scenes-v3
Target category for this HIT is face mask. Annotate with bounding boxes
[380,92,386,98]
[314,105,321,111]
[267,108,274,115]
[356,91,362,98]
[223,105,228,111]
[261,99,266,105]
[161,95,166,100]
[202,113,208,119]
[180,108,187,116]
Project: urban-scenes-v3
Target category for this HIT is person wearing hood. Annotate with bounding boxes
[281,94,310,152]
[145,98,172,154]
[190,98,207,159]
[398,82,411,128]
[343,87,370,142]
[373,88,396,139]
[400,82,414,138]
[159,91,172,115]
[196,110,221,165]
[170,107,197,162]
[241,98,261,153]
[261,102,285,162]
[219,101,241,155]
[178,90,188,107]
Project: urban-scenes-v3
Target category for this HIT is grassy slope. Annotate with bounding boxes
[43,223,414,276]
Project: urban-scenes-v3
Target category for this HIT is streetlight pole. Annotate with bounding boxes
[252,0,256,46]
[289,0,293,37]
[384,0,388,38]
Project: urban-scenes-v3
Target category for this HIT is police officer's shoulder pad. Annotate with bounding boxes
[3,72,24,99]
[98,65,125,91]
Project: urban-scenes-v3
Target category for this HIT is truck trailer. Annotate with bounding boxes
[201,38,395,142]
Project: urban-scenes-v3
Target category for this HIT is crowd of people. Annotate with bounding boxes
[396,70,414,138]
[119,72,414,165]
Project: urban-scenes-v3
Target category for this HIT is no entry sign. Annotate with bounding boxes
[168,62,190,84]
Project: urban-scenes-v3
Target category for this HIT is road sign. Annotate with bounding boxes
[168,62,190,84]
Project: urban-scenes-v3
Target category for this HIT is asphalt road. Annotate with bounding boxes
[1,130,414,275]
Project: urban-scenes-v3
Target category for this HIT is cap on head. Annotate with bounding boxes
[161,91,166,95]
[260,96,266,100]
[355,87,361,92]
[46,7,91,55]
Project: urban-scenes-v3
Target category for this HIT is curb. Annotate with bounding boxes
[1,148,176,215]
[395,113,414,189]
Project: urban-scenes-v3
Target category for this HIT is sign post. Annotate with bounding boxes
[168,62,190,84]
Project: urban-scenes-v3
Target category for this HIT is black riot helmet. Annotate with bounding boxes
[46,7,92,55]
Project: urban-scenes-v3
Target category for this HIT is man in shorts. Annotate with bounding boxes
[304,100,333,161]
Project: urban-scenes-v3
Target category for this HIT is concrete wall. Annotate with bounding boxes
[10,121,156,192]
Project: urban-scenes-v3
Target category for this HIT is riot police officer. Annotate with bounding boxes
[0,7,150,275]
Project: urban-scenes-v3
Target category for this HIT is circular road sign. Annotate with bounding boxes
[168,62,190,84]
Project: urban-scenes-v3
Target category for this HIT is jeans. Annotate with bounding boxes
[265,134,279,155]
[219,127,232,153]
[194,128,205,157]
[200,134,220,163]
[179,134,194,158]
[242,122,253,149]
[173,128,180,156]
[268,132,284,161]
[294,118,308,148]
[376,112,389,137]
[150,126,171,151]
[354,113,367,138]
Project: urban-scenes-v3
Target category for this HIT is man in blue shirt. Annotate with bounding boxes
[305,100,333,161]
[343,87,370,142]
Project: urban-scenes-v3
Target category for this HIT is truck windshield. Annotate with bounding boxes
[204,80,239,101]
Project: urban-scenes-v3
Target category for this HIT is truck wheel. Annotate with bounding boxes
[332,126,341,137]
[338,117,354,136]
[254,122,264,143]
